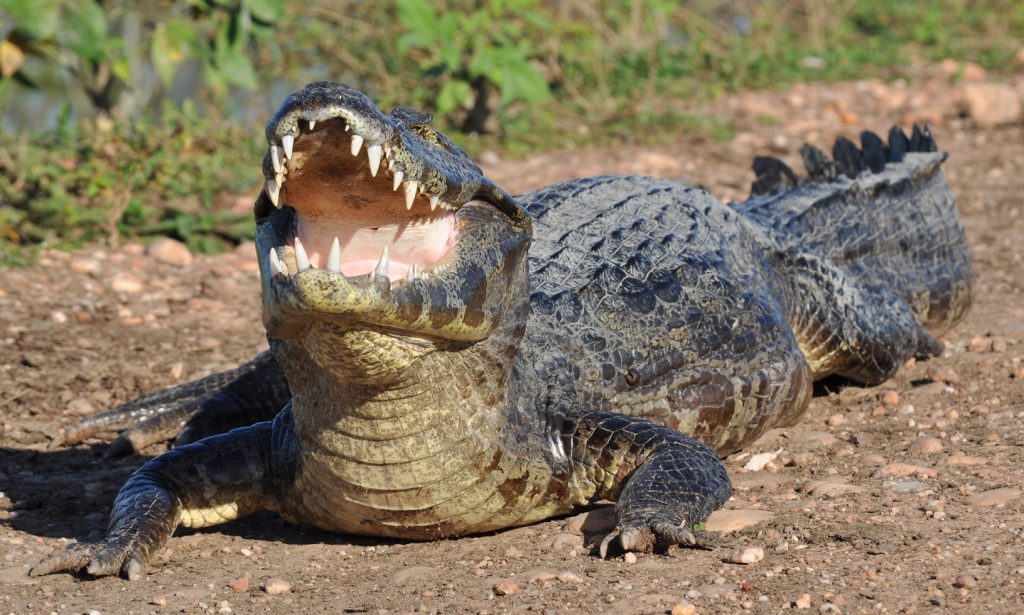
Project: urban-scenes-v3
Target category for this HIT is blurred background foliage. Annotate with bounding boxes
[0,0,1022,260]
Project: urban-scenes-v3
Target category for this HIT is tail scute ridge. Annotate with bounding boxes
[749,123,939,197]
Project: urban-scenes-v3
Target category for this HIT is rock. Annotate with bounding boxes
[873,463,937,478]
[66,398,95,416]
[623,552,637,564]
[926,367,960,385]
[743,450,780,472]
[150,596,167,606]
[944,453,986,466]
[148,237,193,266]
[228,576,249,592]
[880,390,900,406]
[705,509,774,533]
[523,569,557,583]
[960,83,1022,127]
[726,546,765,564]
[803,480,866,497]
[557,571,583,584]
[70,256,102,274]
[109,273,144,294]
[494,579,519,596]
[953,574,977,589]
[826,413,846,427]
[795,593,812,609]
[966,488,1021,507]
[564,506,615,534]
[671,603,696,615]
[263,577,292,595]
[392,566,435,585]
[887,479,930,493]
[49,310,68,324]
[907,436,944,455]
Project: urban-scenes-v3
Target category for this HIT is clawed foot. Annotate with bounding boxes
[598,522,720,559]
[30,533,150,580]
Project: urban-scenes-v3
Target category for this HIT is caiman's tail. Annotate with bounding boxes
[733,125,972,337]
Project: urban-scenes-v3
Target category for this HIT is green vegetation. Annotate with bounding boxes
[1,0,1021,257]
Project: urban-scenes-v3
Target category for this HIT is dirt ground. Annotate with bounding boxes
[1,73,1022,615]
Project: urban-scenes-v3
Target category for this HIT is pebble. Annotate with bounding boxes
[907,436,944,455]
[623,552,638,564]
[826,413,846,427]
[960,83,1022,127]
[803,480,865,497]
[726,546,765,564]
[744,451,780,472]
[670,604,696,615]
[109,273,144,294]
[944,453,986,466]
[148,237,193,266]
[70,256,102,274]
[49,310,68,324]
[557,571,582,584]
[523,569,557,583]
[873,463,937,478]
[66,398,95,416]
[880,390,901,406]
[966,488,1021,507]
[150,596,167,606]
[968,336,992,353]
[953,574,977,589]
[263,577,292,595]
[795,593,812,609]
[217,600,233,614]
[494,579,519,596]
[926,366,960,385]
[228,576,249,592]
[887,479,930,493]
[705,509,774,532]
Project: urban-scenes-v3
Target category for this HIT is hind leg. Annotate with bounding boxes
[780,250,940,385]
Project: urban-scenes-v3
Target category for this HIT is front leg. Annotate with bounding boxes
[566,412,731,557]
[31,408,295,579]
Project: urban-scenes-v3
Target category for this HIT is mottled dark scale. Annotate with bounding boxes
[37,85,971,582]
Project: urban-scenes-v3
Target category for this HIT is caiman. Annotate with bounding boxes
[32,82,972,580]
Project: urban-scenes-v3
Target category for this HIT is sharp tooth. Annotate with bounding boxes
[269,249,283,277]
[344,124,351,132]
[392,170,404,191]
[403,181,418,210]
[372,246,390,280]
[429,195,439,211]
[367,144,382,177]
[270,146,283,174]
[405,264,417,282]
[294,238,311,272]
[275,171,284,187]
[282,134,294,158]
[351,134,364,156]
[308,120,316,131]
[267,179,281,207]
[388,158,396,171]
[327,236,341,273]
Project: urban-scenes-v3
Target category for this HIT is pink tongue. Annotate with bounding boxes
[296,214,456,279]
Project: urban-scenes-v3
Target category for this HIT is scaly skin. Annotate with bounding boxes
[34,83,971,579]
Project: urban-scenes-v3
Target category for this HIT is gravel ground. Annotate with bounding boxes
[1,72,1022,614]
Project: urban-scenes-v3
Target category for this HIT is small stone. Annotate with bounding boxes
[49,310,68,324]
[826,414,845,427]
[217,600,233,614]
[888,479,929,493]
[263,577,292,595]
[953,575,977,589]
[960,83,1022,127]
[743,451,779,472]
[795,593,812,609]
[228,576,249,592]
[880,390,900,406]
[726,546,765,564]
[966,488,1021,507]
[148,237,193,267]
[523,569,557,583]
[239,547,253,557]
[705,509,774,532]
[557,571,582,584]
[926,367,960,385]
[70,256,101,274]
[803,480,865,497]
[907,436,943,455]
[968,336,992,353]
[873,463,937,478]
[66,398,95,416]
[494,579,519,596]
[110,273,144,294]
[623,552,637,564]
[150,596,167,606]
[671,603,696,615]
[945,453,986,466]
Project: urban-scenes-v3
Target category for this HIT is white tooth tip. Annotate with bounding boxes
[269,250,283,277]
[392,170,404,191]
[429,195,439,211]
[294,238,311,272]
[327,236,341,273]
[373,246,390,280]
[308,120,316,131]
[267,179,281,207]
[367,144,382,177]
[270,146,282,174]
[282,134,294,158]
[351,134,364,156]
[403,181,418,210]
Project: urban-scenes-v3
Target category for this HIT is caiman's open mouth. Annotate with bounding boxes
[254,83,531,343]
